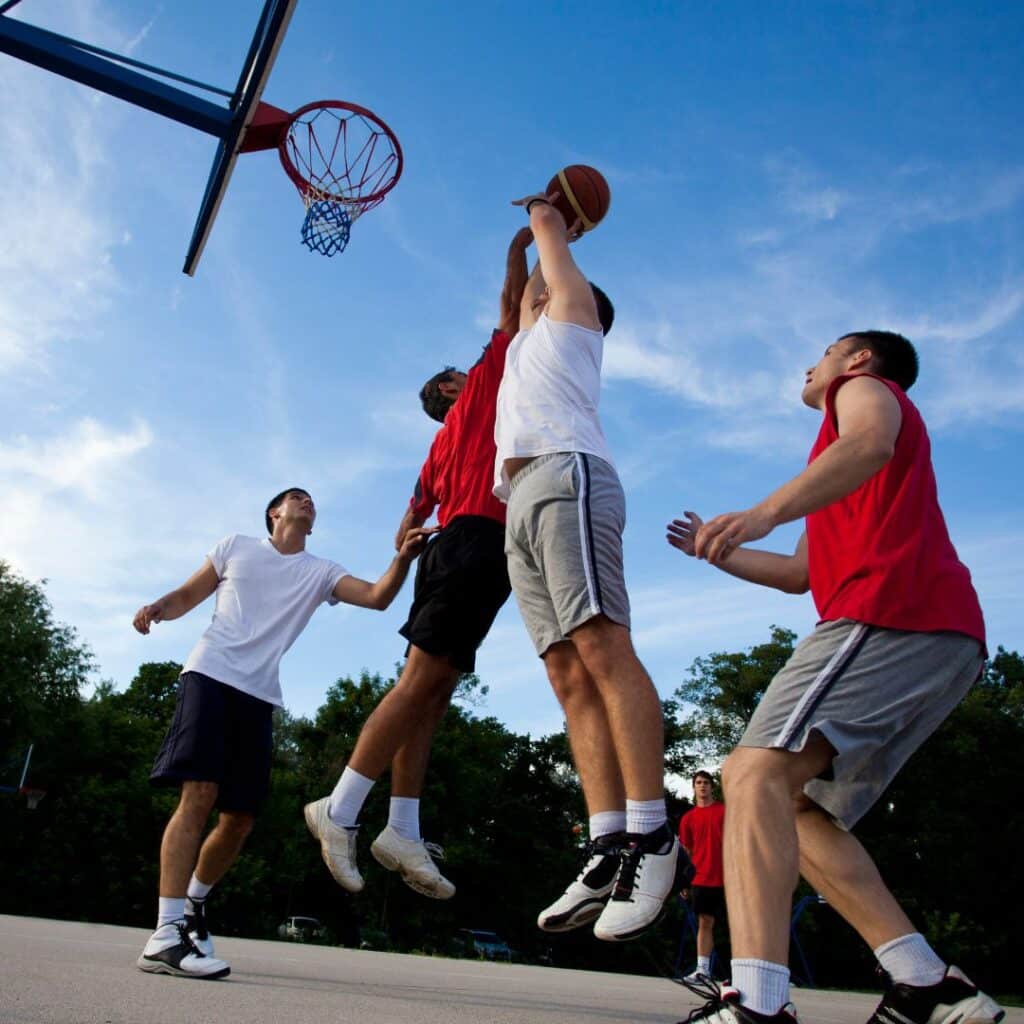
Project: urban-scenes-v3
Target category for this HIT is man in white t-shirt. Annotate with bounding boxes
[131,487,431,980]
[493,193,692,943]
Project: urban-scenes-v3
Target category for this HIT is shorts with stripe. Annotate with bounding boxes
[505,451,630,656]
[739,619,983,830]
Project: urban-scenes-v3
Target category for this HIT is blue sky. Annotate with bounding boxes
[1,1,1022,744]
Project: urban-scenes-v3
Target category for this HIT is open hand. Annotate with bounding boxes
[666,511,704,557]
[695,506,775,564]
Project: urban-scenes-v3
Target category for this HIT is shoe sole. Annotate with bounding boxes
[136,955,230,980]
[593,900,668,942]
[935,996,1005,1024]
[371,843,455,900]
[538,896,608,933]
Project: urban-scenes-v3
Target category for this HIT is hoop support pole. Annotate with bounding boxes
[0,14,233,138]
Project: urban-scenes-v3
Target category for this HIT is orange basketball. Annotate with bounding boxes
[545,165,611,232]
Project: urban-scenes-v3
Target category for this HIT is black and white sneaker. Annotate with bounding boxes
[184,896,215,957]
[677,975,799,1023]
[867,966,1004,1024]
[536,831,626,932]
[594,821,695,941]
[136,919,230,979]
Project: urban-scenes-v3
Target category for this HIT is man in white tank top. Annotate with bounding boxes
[492,193,692,942]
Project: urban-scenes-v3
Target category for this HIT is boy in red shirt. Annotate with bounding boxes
[667,331,1001,1024]
[679,770,726,981]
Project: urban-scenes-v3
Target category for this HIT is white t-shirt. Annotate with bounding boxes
[182,534,349,707]
[493,314,614,500]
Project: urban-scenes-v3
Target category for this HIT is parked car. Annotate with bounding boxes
[277,915,327,942]
[457,928,514,961]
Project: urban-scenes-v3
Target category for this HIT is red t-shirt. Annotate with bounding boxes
[806,374,985,645]
[410,330,511,527]
[679,802,725,887]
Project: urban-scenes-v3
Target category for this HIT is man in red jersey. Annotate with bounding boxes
[679,770,726,982]
[666,331,1002,1024]
[304,227,533,901]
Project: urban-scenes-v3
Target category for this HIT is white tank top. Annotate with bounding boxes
[493,314,614,500]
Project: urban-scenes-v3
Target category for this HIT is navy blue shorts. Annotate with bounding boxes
[150,671,274,815]
[399,515,511,673]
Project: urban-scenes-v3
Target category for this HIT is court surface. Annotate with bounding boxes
[1,915,1019,1024]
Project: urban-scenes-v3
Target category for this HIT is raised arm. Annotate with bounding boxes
[497,226,534,336]
[694,375,902,564]
[667,512,809,594]
[514,193,598,331]
[333,526,436,610]
[133,560,220,634]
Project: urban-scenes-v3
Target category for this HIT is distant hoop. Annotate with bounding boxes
[20,787,46,810]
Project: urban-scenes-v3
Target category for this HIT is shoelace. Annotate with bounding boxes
[423,841,445,861]
[186,900,209,940]
[611,841,642,901]
[677,974,730,1023]
[174,919,206,959]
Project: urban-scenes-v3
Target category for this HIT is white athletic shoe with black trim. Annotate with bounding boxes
[304,796,364,892]
[184,896,214,957]
[677,976,798,1023]
[867,966,1004,1024]
[370,826,455,899]
[136,920,230,979]
[537,831,625,932]
[593,822,695,941]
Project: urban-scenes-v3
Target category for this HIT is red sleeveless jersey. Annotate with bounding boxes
[806,374,985,645]
[410,330,510,528]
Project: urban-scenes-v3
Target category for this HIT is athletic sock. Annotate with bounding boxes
[187,874,213,902]
[388,797,421,842]
[157,896,187,929]
[697,955,712,975]
[589,810,627,838]
[625,798,667,834]
[874,932,947,987]
[732,958,790,1017]
[328,766,375,827]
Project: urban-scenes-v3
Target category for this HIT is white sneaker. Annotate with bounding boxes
[136,921,230,979]
[304,796,364,892]
[184,896,214,957]
[680,978,799,1023]
[370,826,455,899]
[593,822,694,941]
[684,969,710,984]
[536,831,624,932]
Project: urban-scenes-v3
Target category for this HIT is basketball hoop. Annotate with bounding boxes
[20,787,46,810]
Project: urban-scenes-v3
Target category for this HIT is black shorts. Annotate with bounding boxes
[150,671,274,815]
[399,515,511,673]
[691,885,727,919]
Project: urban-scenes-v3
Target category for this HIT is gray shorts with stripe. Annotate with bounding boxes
[740,618,983,829]
[505,452,631,656]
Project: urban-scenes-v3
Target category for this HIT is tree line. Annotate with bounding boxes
[1,561,1021,996]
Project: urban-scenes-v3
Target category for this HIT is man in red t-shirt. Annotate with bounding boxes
[305,228,533,902]
[666,331,1001,1024]
[679,771,726,982]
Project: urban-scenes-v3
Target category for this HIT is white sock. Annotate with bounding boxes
[697,955,712,975]
[874,933,947,987]
[732,958,790,1016]
[625,798,666,834]
[157,896,186,929]
[589,810,626,838]
[187,874,213,901]
[388,797,421,841]
[328,766,375,827]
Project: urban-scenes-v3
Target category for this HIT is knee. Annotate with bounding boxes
[722,747,786,801]
[177,782,219,823]
[217,811,256,841]
[570,617,634,679]
[544,648,597,708]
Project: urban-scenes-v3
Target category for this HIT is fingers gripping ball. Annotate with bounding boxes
[545,165,610,232]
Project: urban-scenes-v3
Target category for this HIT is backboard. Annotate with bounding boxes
[184,0,297,275]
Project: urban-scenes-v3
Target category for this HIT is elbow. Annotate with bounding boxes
[783,569,811,595]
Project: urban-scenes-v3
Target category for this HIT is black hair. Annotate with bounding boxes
[692,770,715,786]
[265,487,311,534]
[419,366,458,424]
[590,283,615,336]
[838,330,919,391]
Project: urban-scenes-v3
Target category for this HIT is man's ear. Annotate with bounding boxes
[847,346,874,372]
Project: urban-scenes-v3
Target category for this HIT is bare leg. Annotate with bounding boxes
[567,616,664,801]
[390,674,458,797]
[697,913,716,958]
[721,738,834,963]
[348,646,460,780]
[795,798,915,949]
[543,640,626,814]
[193,810,256,887]
[159,781,218,897]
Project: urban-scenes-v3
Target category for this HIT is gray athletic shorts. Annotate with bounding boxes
[740,619,983,830]
[505,452,631,656]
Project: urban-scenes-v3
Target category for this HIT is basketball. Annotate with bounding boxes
[545,165,611,233]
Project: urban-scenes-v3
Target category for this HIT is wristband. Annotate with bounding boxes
[526,197,551,215]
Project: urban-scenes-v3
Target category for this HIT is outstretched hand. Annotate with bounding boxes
[511,192,582,241]
[695,506,775,564]
[666,511,704,557]
[133,599,167,635]
[397,525,439,562]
